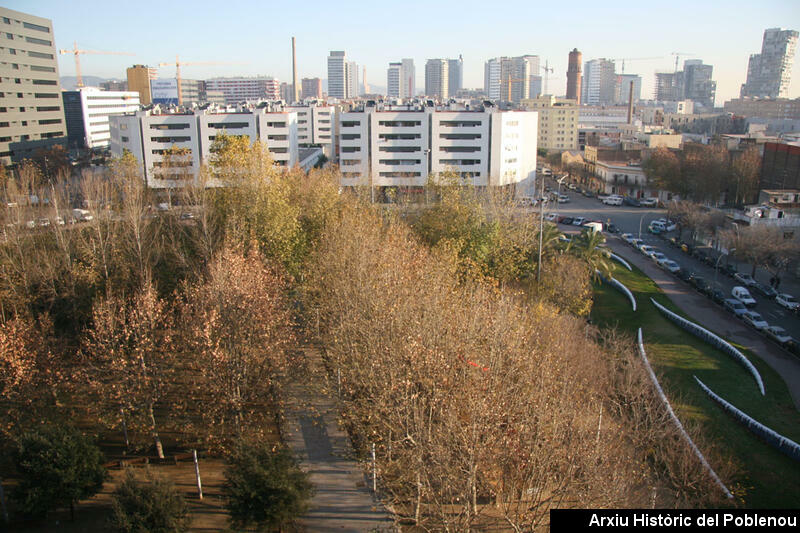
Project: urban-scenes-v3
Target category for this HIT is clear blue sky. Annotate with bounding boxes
[7,0,800,104]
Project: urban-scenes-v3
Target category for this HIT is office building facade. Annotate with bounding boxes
[582,58,616,105]
[204,77,280,104]
[126,64,158,106]
[0,7,67,165]
[425,59,449,98]
[301,77,322,99]
[63,87,140,150]
[448,56,463,96]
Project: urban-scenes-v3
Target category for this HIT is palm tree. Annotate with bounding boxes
[571,230,613,281]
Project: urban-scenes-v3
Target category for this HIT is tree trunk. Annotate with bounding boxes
[148,402,165,459]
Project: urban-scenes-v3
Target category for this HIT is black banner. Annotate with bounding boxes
[550,509,799,532]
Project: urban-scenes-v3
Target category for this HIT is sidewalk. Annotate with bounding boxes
[608,238,800,411]
[283,347,395,532]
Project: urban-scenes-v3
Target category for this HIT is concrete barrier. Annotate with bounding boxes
[638,329,733,499]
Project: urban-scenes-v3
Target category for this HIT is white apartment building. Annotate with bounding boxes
[62,87,140,149]
[387,58,416,98]
[424,59,449,98]
[583,58,617,105]
[338,105,537,191]
[110,108,298,187]
[484,56,539,103]
[287,103,335,157]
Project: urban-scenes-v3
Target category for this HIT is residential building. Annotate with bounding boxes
[724,97,800,120]
[521,95,578,151]
[683,60,716,109]
[0,7,67,165]
[286,103,335,157]
[566,48,582,104]
[425,59,449,98]
[387,62,402,98]
[337,103,537,192]
[62,87,140,150]
[760,141,800,191]
[741,28,798,98]
[204,77,280,104]
[484,56,540,103]
[614,74,641,105]
[402,58,415,97]
[100,80,126,92]
[327,51,347,99]
[279,82,292,102]
[109,108,299,187]
[301,77,322,99]
[582,58,616,105]
[347,61,359,98]
[448,56,463,95]
[484,57,502,100]
[126,64,157,105]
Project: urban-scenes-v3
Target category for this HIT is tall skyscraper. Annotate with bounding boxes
[740,28,798,98]
[582,58,616,105]
[484,55,539,102]
[654,71,683,101]
[683,60,716,109]
[346,61,359,98]
[425,59,449,98]
[327,51,347,99]
[448,56,463,95]
[401,58,415,97]
[566,48,582,104]
[0,7,67,165]
[387,62,402,97]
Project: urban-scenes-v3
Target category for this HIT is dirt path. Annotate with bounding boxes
[608,238,800,411]
[283,347,395,532]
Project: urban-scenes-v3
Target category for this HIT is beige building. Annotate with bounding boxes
[126,64,157,106]
[723,97,800,120]
[521,95,578,151]
[0,7,67,165]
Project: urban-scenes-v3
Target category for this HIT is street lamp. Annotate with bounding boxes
[638,214,646,240]
[555,174,567,215]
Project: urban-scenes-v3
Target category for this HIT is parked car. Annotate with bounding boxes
[640,197,658,207]
[724,299,748,317]
[545,213,559,222]
[722,263,738,277]
[742,311,769,330]
[709,288,726,305]
[36,218,50,227]
[583,190,596,198]
[675,268,692,282]
[180,212,195,220]
[623,196,641,207]
[734,272,757,287]
[661,259,681,274]
[571,216,586,226]
[651,251,668,263]
[561,217,574,225]
[648,222,664,234]
[72,208,93,222]
[630,238,644,249]
[557,195,570,203]
[639,244,657,256]
[621,233,635,243]
[752,282,778,299]
[690,276,711,294]
[764,325,793,345]
[731,286,757,307]
[602,195,623,206]
[776,293,800,312]
[606,223,619,233]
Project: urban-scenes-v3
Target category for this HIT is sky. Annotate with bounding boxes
[7,0,800,105]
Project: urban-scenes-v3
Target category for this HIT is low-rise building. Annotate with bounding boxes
[724,97,800,120]
[109,107,298,187]
[521,95,579,151]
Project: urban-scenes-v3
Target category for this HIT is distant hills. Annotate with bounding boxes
[60,76,124,90]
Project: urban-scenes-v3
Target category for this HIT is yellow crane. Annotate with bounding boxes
[671,52,696,73]
[157,55,244,105]
[59,41,134,88]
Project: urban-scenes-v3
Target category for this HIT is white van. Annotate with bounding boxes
[72,208,93,222]
[583,222,603,234]
[732,286,757,307]
[603,195,623,206]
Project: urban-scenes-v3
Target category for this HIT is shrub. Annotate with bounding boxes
[223,443,313,532]
[11,424,106,520]
[110,468,190,533]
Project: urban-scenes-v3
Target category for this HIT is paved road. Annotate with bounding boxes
[284,347,395,532]
[606,239,800,410]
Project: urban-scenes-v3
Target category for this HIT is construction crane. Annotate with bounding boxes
[671,52,696,73]
[59,42,134,88]
[157,55,245,105]
[610,56,663,74]
[503,75,526,102]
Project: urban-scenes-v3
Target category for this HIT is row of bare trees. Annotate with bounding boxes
[307,199,732,529]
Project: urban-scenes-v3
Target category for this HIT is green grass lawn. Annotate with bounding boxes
[591,262,800,508]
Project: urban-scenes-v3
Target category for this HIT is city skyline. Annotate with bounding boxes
[6,0,800,104]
